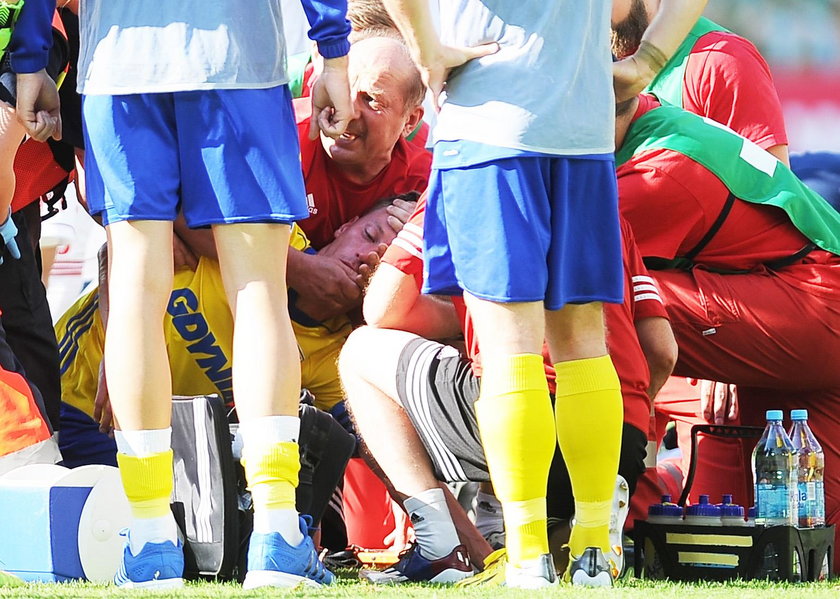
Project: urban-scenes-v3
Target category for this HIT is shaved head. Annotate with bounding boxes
[349,36,425,110]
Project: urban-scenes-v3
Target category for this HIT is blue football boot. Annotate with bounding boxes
[243,515,334,589]
[359,543,473,584]
[113,530,184,589]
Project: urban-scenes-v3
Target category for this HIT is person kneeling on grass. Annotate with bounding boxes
[339,195,677,585]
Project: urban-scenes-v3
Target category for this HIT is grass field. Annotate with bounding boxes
[3,577,840,598]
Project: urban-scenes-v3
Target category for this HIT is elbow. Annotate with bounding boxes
[649,337,679,382]
[362,299,389,328]
[362,289,401,329]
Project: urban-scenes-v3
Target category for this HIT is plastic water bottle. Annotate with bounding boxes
[647,494,683,525]
[719,494,747,527]
[683,495,722,526]
[752,410,798,526]
[788,409,825,527]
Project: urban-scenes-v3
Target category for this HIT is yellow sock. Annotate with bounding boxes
[475,353,555,565]
[241,441,300,511]
[554,355,623,556]
[117,450,174,519]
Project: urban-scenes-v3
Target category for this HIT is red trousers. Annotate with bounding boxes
[631,259,840,570]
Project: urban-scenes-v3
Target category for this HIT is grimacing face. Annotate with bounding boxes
[321,41,417,175]
[318,205,399,272]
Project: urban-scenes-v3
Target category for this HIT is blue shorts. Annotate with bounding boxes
[423,152,624,310]
[82,85,308,227]
[58,403,117,468]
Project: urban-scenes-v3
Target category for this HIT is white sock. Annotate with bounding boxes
[404,488,460,560]
[474,490,505,537]
[253,509,304,545]
[238,415,300,444]
[130,516,179,556]
[115,428,171,457]
[240,415,303,545]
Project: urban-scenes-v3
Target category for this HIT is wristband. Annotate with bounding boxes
[634,40,668,75]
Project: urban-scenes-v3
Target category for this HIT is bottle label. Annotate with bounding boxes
[798,481,813,520]
[797,481,826,526]
[816,481,826,523]
[756,482,792,522]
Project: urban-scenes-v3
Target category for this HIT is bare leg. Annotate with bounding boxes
[544,303,608,362]
[341,325,478,577]
[340,326,440,496]
[212,223,297,419]
[105,220,180,568]
[105,220,174,430]
[213,223,306,552]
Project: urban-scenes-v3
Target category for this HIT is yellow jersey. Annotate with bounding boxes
[56,227,351,419]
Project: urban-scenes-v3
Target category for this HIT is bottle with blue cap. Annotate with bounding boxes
[647,494,683,525]
[719,494,747,527]
[746,506,756,527]
[752,409,798,526]
[788,409,825,527]
[683,495,722,526]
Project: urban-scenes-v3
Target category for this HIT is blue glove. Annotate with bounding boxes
[0,210,20,266]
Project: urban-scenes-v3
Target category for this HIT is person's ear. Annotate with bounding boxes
[334,216,359,238]
[402,105,424,138]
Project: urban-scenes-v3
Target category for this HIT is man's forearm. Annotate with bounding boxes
[380,0,440,62]
[364,264,460,340]
[174,214,217,260]
[372,293,459,340]
[286,246,309,291]
[641,0,707,63]
[635,316,678,399]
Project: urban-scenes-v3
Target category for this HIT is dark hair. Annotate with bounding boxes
[364,190,420,215]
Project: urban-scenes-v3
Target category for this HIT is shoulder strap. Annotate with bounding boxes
[643,193,736,271]
[683,192,737,263]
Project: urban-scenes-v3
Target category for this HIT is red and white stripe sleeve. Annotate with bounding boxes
[382,206,426,286]
[632,274,668,320]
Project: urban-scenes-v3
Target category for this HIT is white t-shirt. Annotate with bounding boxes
[78,1,289,94]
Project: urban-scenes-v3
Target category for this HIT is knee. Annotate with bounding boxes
[338,326,376,400]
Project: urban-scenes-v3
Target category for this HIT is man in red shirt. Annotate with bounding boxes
[612,1,793,515]
[612,0,789,163]
[288,34,430,320]
[175,34,431,321]
[339,197,676,583]
[293,34,429,249]
[615,94,840,568]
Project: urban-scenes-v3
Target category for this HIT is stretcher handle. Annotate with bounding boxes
[677,424,764,507]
